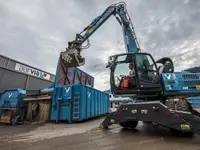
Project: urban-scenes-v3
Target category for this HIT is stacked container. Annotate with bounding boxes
[50,84,110,123]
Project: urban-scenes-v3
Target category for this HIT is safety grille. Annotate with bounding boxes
[182,74,199,80]
[183,81,200,87]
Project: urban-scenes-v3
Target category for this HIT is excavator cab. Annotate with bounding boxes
[108,52,163,99]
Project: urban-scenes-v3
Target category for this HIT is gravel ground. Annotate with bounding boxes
[0,118,200,150]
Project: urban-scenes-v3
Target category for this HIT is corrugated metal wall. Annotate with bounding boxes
[0,54,55,93]
[55,57,94,87]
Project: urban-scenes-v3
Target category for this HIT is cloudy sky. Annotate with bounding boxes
[0,0,200,91]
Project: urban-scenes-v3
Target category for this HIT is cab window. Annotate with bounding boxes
[135,54,158,82]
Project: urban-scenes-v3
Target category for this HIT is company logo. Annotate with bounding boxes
[87,92,91,98]
[15,63,52,81]
[15,63,40,76]
[165,74,172,80]
[66,87,70,93]
[8,93,12,98]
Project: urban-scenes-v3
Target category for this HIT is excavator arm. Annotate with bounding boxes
[60,2,141,68]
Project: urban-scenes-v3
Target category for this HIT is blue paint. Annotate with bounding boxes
[40,88,54,93]
[77,2,140,54]
[188,96,200,108]
[0,89,26,109]
[50,84,110,123]
[162,72,200,96]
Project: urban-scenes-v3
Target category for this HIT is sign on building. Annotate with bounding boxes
[15,63,54,82]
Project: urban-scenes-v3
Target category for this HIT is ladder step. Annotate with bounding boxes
[73,117,79,119]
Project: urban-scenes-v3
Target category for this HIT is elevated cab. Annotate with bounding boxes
[107,52,163,99]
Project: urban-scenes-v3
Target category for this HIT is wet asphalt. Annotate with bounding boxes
[0,120,200,150]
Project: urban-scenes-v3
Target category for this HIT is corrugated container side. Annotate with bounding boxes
[91,89,94,117]
[50,86,73,122]
[94,91,97,117]
[74,85,84,121]
[99,93,101,115]
[103,94,106,114]
[86,87,90,119]
[99,92,101,116]
[96,92,99,116]
[102,93,105,114]
[98,92,100,115]
[55,58,94,88]
[50,84,110,123]
[72,84,110,121]
[101,93,103,115]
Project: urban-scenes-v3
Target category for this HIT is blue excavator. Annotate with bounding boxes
[60,2,200,136]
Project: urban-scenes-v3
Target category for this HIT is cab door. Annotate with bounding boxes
[134,53,162,94]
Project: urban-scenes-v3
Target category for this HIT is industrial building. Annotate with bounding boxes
[0,53,55,93]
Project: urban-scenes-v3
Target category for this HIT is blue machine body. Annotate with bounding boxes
[162,72,200,96]
[0,89,26,109]
[188,96,200,108]
[50,84,110,123]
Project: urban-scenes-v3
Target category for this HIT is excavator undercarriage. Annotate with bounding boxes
[100,99,200,136]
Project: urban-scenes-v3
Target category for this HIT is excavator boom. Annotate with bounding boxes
[60,2,140,68]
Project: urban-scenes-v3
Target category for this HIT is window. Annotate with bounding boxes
[113,54,136,87]
[114,62,130,87]
[135,54,158,82]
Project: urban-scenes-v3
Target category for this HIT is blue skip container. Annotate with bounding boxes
[0,89,26,109]
[50,84,110,123]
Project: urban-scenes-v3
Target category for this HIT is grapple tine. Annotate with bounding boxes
[60,50,85,68]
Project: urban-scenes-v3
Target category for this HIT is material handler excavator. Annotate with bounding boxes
[60,2,200,136]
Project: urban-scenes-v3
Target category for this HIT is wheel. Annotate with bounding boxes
[165,99,176,110]
[182,132,194,137]
[176,101,194,137]
[165,98,190,112]
[171,129,194,137]
[119,120,138,129]
[166,99,194,137]
[176,98,190,112]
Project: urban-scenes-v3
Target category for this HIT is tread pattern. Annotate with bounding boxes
[165,99,176,110]
[176,98,190,111]
[165,98,190,112]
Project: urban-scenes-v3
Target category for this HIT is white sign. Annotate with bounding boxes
[15,63,52,81]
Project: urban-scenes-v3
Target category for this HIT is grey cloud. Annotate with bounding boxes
[1,0,200,90]
[132,0,200,61]
[82,57,106,73]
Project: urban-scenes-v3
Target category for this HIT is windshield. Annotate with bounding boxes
[114,55,134,77]
[113,54,136,87]
[135,54,157,71]
[113,54,158,87]
[135,54,158,82]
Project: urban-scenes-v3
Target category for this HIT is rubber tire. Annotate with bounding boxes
[176,99,190,112]
[165,99,176,110]
[119,120,138,129]
[168,99,194,137]
[171,129,194,137]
